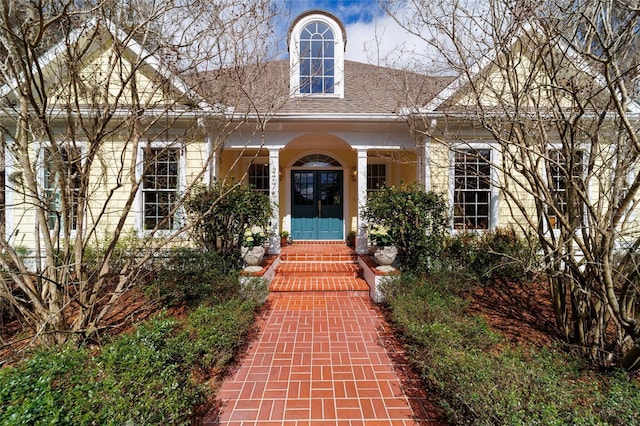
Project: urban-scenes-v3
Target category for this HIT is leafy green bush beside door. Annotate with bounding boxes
[363,183,449,274]
[185,182,273,265]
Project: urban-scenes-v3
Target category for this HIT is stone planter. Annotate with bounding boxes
[373,245,397,271]
[241,245,265,272]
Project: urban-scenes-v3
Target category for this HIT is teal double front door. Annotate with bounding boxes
[291,170,344,240]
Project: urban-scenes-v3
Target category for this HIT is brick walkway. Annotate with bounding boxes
[206,242,443,425]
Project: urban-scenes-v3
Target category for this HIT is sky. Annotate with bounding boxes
[270,0,432,69]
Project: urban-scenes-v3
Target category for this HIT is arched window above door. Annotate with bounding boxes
[293,154,341,168]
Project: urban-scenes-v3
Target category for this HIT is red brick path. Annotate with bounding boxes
[205,242,443,425]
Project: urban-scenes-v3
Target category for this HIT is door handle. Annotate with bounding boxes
[318,200,322,217]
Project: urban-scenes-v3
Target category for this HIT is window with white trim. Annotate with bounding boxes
[142,147,180,230]
[43,146,82,231]
[289,12,345,98]
[299,21,334,94]
[453,149,492,230]
[248,163,269,195]
[547,149,585,229]
[367,164,386,192]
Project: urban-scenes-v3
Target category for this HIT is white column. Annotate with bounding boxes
[268,147,281,254]
[207,136,218,185]
[417,135,432,191]
[356,149,368,254]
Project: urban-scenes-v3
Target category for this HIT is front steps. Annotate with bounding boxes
[269,242,369,292]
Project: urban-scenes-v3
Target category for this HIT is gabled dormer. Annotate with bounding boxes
[288,11,346,98]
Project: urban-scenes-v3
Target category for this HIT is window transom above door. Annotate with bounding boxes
[293,154,341,168]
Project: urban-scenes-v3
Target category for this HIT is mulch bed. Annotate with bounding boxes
[467,278,561,346]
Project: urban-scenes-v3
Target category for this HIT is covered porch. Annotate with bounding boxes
[213,125,430,254]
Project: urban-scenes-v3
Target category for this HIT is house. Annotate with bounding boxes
[206,10,454,254]
[2,10,637,258]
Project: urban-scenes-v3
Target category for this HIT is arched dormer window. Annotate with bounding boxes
[289,11,346,98]
[300,22,334,94]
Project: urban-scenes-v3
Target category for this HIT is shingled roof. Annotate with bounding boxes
[191,60,454,117]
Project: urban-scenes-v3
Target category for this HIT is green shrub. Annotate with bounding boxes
[150,247,240,306]
[441,232,480,271]
[0,297,259,425]
[183,299,257,370]
[96,314,205,425]
[382,270,640,425]
[0,345,99,425]
[472,227,537,284]
[185,182,273,264]
[442,227,537,284]
[81,230,142,268]
[363,183,449,274]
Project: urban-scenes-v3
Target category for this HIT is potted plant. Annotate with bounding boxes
[241,226,268,268]
[369,225,397,267]
[280,230,291,247]
[346,230,356,247]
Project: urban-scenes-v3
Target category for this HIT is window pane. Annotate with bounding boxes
[367,164,386,192]
[142,148,179,230]
[324,41,334,57]
[311,40,322,57]
[324,77,334,93]
[44,147,81,231]
[300,58,310,76]
[547,149,585,229]
[293,172,314,205]
[300,77,311,93]
[311,58,323,75]
[316,22,329,34]
[311,77,323,93]
[453,149,491,230]
[325,59,334,74]
[300,40,310,57]
[293,154,341,167]
[249,164,270,194]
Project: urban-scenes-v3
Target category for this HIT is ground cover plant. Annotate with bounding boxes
[0,297,260,424]
[0,240,267,424]
[382,271,640,424]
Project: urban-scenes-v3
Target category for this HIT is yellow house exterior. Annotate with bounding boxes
[3,11,638,258]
